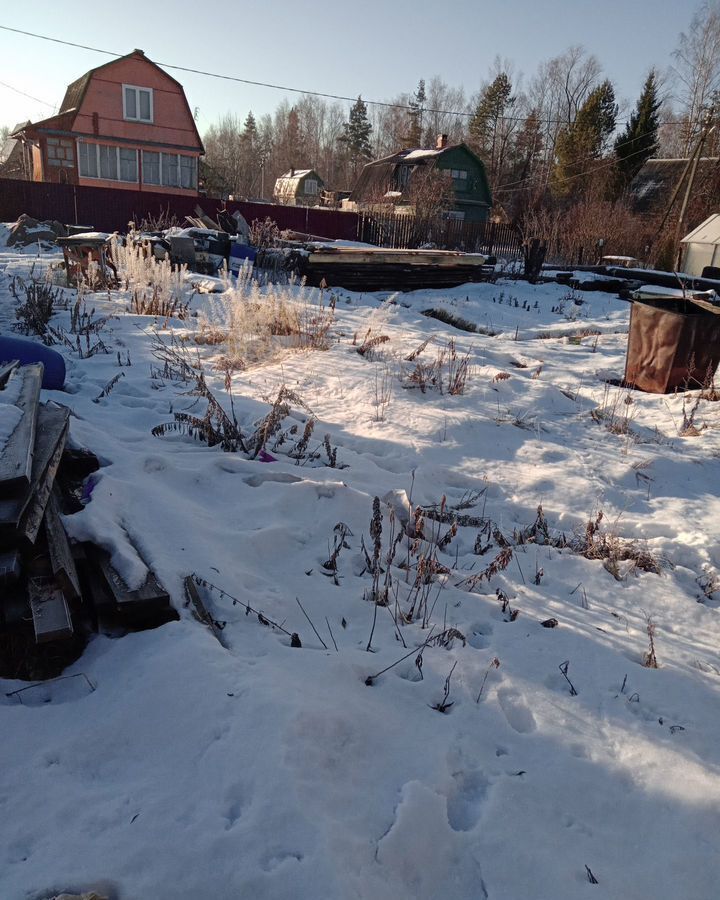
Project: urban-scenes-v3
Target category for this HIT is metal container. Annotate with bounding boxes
[624,298,720,392]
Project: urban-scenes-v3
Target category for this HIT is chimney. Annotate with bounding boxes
[290,166,295,177]
[436,133,448,150]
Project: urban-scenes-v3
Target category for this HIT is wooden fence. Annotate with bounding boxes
[357,210,523,257]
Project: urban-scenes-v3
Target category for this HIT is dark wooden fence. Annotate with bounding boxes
[357,210,523,257]
[0,179,359,241]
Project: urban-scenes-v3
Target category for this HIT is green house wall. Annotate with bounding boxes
[433,145,492,222]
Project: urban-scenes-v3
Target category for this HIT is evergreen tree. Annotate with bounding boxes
[405,79,426,146]
[469,73,515,185]
[553,79,617,196]
[339,96,373,177]
[242,111,258,145]
[613,71,661,193]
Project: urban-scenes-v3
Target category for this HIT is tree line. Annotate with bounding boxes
[201,0,720,228]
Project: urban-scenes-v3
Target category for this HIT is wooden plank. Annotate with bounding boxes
[95,551,170,607]
[0,360,19,389]
[28,577,74,643]
[0,363,42,490]
[0,403,70,545]
[44,487,81,600]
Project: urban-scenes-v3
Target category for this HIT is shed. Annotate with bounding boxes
[273,168,324,206]
[680,214,720,277]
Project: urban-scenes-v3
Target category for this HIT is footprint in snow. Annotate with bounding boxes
[243,472,302,488]
[468,622,493,650]
[497,688,537,734]
[446,769,490,832]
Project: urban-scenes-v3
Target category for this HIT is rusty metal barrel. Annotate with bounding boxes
[624,293,720,393]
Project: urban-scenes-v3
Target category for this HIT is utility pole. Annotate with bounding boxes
[673,106,716,269]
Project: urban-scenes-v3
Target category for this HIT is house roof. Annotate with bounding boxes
[350,143,491,204]
[681,213,720,246]
[630,157,720,214]
[1,121,29,163]
[12,50,204,153]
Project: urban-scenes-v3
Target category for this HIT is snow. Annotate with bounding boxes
[0,369,23,451]
[2,238,720,900]
[403,149,443,160]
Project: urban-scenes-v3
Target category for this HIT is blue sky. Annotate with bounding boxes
[0,1,695,133]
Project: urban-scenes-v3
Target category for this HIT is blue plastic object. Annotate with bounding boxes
[0,336,66,389]
[229,243,257,275]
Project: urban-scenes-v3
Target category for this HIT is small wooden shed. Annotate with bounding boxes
[273,168,324,206]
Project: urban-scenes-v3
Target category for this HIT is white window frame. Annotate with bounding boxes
[77,140,138,183]
[122,84,154,124]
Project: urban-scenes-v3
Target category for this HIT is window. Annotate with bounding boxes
[123,85,153,123]
[179,155,197,190]
[304,178,318,195]
[161,153,179,187]
[119,147,138,182]
[142,150,160,184]
[450,169,468,180]
[78,141,98,178]
[394,165,412,190]
[47,139,72,162]
[98,144,118,180]
[77,141,138,182]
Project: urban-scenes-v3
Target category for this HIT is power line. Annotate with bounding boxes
[0,78,55,110]
[0,23,691,128]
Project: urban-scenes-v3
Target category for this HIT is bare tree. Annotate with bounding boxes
[672,1,720,155]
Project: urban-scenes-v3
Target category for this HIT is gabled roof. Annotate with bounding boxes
[630,157,720,214]
[12,50,204,152]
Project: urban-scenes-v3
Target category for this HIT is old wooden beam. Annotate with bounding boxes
[0,403,70,545]
[0,360,19,389]
[44,487,81,600]
[95,551,170,608]
[0,363,42,490]
[28,577,74,643]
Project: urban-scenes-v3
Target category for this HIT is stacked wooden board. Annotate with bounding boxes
[257,245,496,291]
[0,361,177,679]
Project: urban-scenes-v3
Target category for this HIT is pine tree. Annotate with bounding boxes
[242,111,258,144]
[405,79,426,147]
[553,79,617,196]
[613,71,661,193]
[468,73,515,185]
[339,96,373,177]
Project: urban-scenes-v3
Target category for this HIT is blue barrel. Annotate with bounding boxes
[0,336,66,389]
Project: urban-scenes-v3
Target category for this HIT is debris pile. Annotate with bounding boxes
[5,213,68,247]
[0,361,176,680]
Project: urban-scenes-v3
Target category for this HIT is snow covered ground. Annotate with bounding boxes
[2,238,720,900]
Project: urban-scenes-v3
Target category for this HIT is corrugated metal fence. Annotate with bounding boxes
[0,179,359,241]
[0,179,524,257]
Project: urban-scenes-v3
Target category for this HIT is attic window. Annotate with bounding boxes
[450,169,468,180]
[123,85,153,123]
[305,179,318,195]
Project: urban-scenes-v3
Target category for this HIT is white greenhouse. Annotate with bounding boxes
[680,214,720,277]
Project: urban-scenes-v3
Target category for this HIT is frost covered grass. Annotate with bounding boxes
[2,241,720,900]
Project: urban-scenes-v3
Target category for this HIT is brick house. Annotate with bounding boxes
[11,50,204,195]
